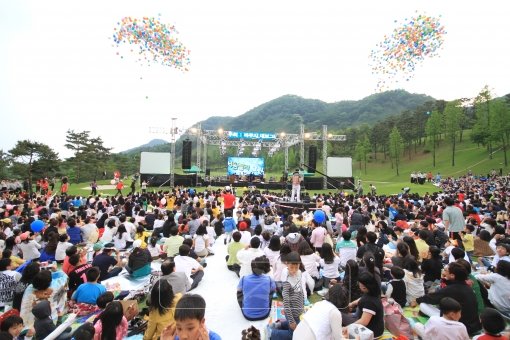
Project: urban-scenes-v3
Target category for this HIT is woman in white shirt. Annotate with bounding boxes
[319,243,341,286]
[263,236,281,269]
[100,219,117,243]
[114,224,134,250]
[193,225,209,257]
[293,284,347,340]
[17,232,41,261]
[298,242,321,280]
[55,234,73,262]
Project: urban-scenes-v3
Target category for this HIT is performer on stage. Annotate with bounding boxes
[290,169,302,202]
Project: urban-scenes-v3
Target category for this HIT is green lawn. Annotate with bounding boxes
[64,130,508,197]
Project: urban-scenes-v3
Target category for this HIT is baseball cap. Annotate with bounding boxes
[103,242,115,249]
[20,231,31,241]
[93,242,104,251]
[132,239,142,248]
[238,221,248,231]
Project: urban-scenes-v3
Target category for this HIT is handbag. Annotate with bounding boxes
[347,324,374,340]
[382,297,413,339]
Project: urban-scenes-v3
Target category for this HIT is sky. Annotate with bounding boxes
[1,0,509,159]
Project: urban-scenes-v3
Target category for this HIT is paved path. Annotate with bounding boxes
[192,235,269,340]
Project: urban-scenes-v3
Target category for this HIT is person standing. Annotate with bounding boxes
[222,187,236,215]
[443,197,465,249]
[290,169,302,202]
[115,180,124,196]
[60,177,69,195]
[90,180,97,196]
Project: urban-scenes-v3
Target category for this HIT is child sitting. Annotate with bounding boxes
[2,249,24,270]
[474,308,509,340]
[403,256,425,306]
[32,300,73,340]
[134,226,150,249]
[413,297,469,340]
[0,315,34,339]
[384,266,407,308]
[147,236,162,259]
[462,225,475,261]
[160,294,221,340]
[71,267,106,305]
[55,234,73,264]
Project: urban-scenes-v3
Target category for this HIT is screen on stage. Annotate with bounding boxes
[140,152,171,174]
[326,157,353,177]
[227,157,265,176]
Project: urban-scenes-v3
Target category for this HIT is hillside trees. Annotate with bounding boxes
[8,140,60,194]
[355,135,371,174]
[444,100,463,166]
[389,127,404,176]
[65,130,112,182]
[0,150,10,179]
[425,110,442,167]
[473,86,494,158]
[490,100,510,166]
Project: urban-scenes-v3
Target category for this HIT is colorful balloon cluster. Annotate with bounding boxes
[112,16,190,71]
[369,13,446,91]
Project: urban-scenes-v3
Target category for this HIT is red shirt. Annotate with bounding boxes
[476,335,509,340]
[222,193,236,209]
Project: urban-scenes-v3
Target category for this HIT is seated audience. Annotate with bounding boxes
[158,259,190,295]
[72,267,106,305]
[237,255,275,321]
[144,280,182,340]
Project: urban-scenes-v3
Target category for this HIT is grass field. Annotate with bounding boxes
[64,130,508,197]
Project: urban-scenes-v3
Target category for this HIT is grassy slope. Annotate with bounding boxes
[66,131,507,197]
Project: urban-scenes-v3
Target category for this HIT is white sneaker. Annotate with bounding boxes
[317,288,329,297]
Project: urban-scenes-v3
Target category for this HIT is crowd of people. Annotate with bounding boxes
[0,172,508,339]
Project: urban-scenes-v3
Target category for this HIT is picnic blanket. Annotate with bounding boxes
[268,300,428,339]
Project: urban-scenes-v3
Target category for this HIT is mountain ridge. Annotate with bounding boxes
[121,89,435,155]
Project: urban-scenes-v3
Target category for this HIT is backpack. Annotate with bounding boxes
[382,298,413,339]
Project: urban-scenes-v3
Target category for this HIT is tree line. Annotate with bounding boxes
[1,130,139,192]
[2,86,509,184]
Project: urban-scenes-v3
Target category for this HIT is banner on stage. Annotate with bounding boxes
[227,131,276,140]
[227,157,265,176]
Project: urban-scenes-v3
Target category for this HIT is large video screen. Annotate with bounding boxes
[227,157,265,176]
[140,152,171,174]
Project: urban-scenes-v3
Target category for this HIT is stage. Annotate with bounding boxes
[140,174,355,190]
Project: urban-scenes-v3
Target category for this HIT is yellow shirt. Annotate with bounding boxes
[462,233,474,252]
[135,231,151,248]
[143,293,182,340]
[415,238,429,261]
[211,207,220,218]
[10,255,25,269]
[166,197,175,211]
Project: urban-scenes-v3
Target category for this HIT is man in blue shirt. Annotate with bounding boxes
[72,267,106,304]
[92,243,123,281]
[237,255,276,320]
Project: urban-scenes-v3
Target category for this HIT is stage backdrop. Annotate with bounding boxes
[140,152,171,174]
[326,157,353,177]
[227,157,265,176]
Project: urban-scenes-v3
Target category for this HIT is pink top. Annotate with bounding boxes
[94,316,128,340]
[310,226,326,248]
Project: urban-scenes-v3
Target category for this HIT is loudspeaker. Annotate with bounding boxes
[205,169,211,176]
[182,139,192,169]
[308,145,317,173]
